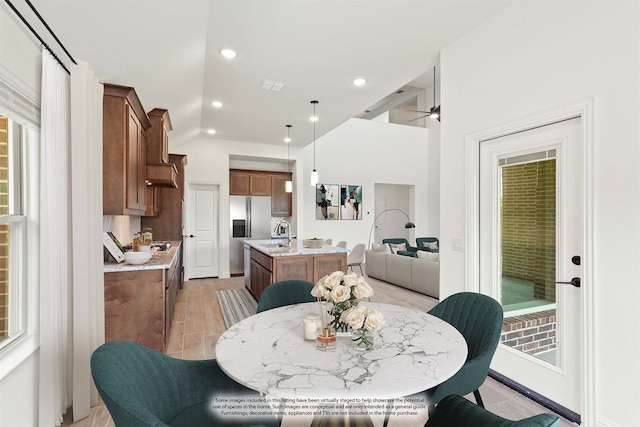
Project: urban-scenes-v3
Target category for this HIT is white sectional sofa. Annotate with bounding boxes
[364,248,439,299]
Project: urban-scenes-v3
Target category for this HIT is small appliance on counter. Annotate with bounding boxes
[103,232,125,263]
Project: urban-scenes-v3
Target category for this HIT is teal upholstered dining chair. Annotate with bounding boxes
[425,395,560,427]
[256,279,317,313]
[91,340,279,427]
[426,292,504,411]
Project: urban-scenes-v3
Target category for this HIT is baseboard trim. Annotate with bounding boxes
[488,369,581,425]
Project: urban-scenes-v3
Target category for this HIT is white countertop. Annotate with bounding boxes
[104,241,182,273]
[245,239,349,257]
[215,302,468,400]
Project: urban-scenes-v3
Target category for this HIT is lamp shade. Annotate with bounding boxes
[310,169,318,186]
[285,180,293,193]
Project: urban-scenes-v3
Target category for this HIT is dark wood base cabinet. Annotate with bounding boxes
[104,246,182,352]
[249,248,346,301]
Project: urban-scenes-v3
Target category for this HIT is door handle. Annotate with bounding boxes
[556,277,581,288]
[189,234,197,238]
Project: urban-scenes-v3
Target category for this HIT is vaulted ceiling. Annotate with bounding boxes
[28,0,510,149]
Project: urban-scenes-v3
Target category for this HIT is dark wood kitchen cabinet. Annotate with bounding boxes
[249,249,273,301]
[144,186,161,217]
[271,173,292,216]
[146,108,171,164]
[230,169,292,216]
[103,84,151,215]
[146,108,177,188]
[142,154,187,241]
[165,245,182,334]
[104,243,183,353]
[229,169,271,196]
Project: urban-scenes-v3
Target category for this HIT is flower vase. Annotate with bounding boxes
[352,328,374,351]
[330,301,356,338]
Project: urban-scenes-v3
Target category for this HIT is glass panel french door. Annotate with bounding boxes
[480,118,582,415]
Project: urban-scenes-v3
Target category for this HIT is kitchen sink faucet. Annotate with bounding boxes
[274,220,292,246]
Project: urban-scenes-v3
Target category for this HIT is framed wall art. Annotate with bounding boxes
[316,184,340,220]
[340,185,362,220]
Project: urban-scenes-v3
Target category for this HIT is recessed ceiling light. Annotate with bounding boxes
[211,101,223,108]
[353,78,366,86]
[207,129,216,135]
[220,48,237,59]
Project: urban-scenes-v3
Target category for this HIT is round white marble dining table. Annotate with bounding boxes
[215,302,467,401]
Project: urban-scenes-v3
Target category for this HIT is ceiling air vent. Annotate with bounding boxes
[261,80,286,92]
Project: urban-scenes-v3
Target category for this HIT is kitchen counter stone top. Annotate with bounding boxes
[104,241,182,273]
[245,239,349,257]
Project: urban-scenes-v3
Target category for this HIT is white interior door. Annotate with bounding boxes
[479,118,582,416]
[186,182,219,279]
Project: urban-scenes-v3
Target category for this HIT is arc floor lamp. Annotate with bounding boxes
[367,209,416,249]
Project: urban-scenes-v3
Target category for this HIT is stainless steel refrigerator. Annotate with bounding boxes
[229,195,272,277]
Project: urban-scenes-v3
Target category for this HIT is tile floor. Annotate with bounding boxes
[64,274,577,427]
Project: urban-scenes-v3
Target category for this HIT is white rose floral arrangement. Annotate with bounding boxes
[311,271,383,349]
[340,306,385,349]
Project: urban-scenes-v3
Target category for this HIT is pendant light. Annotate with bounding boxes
[285,125,293,193]
[310,100,319,186]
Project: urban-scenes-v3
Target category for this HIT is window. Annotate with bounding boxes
[0,115,26,349]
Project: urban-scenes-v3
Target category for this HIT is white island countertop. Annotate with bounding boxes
[245,239,349,257]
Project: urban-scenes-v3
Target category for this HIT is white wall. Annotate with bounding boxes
[440,1,639,426]
[0,4,41,94]
[0,4,41,426]
[372,183,414,245]
[301,118,429,250]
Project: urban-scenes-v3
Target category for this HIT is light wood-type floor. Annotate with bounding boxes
[63,273,577,427]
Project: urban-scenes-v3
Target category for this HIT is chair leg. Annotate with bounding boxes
[358,265,364,275]
[473,389,485,408]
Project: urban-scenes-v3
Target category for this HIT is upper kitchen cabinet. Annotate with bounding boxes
[229,169,271,196]
[146,108,171,164]
[146,108,177,188]
[142,154,187,241]
[271,172,292,217]
[103,84,152,215]
[229,170,250,195]
[229,169,292,216]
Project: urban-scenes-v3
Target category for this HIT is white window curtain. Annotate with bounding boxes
[70,60,104,422]
[39,48,72,426]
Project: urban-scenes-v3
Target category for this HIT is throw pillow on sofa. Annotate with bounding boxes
[417,250,440,262]
[372,243,392,253]
[421,241,439,251]
[388,243,407,254]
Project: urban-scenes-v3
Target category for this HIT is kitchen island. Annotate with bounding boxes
[245,239,348,300]
[103,241,182,352]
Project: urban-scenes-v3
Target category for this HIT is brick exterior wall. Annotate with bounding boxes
[501,309,556,356]
[0,116,7,340]
[501,159,556,300]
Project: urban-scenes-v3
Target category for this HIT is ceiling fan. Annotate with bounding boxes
[407,66,441,122]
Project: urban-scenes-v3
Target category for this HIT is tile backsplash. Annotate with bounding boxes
[103,215,140,246]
